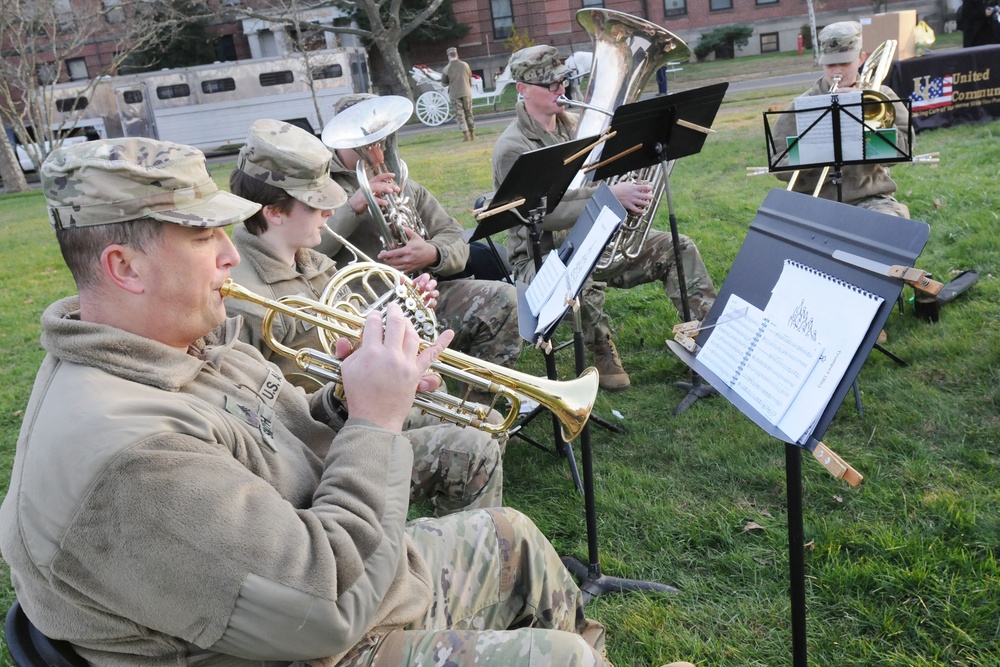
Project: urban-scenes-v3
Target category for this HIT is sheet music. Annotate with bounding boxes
[793,91,864,165]
[697,294,825,427]
[532,205,622,336]
[525,251,566,316]
[764,259,883,443]
[565,206,620,289]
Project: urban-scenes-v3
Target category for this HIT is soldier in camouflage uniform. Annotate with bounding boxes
[1,136,676,667]
[441,46,476,142]
[228,119,503,517]
[492,45,717,391]
[772,22,912,218]
[316,94,521,394]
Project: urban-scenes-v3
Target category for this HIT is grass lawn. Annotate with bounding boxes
[2,32,998,666]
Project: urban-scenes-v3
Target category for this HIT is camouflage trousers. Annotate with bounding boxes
[452,95,475,133]
[853,194,910,219]
[403,409,504,517]
[335,508,608,667]
[512,227,716,347]
[435,277,522,369]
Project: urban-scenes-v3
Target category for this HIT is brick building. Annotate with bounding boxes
[406,0,944,89]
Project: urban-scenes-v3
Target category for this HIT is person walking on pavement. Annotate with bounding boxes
[441,46,476,142]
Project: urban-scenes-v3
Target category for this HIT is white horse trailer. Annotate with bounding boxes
[41,47,371,154]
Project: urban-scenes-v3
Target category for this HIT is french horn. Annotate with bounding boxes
[321,95,428,251]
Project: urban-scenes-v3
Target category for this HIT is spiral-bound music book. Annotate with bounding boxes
[698,259,883,443]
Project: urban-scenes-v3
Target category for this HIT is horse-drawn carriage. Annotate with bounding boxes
[409,51,593,127]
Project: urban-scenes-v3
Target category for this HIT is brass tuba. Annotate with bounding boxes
[220,278,599,442]
[563,9,690,272]
[321,95,428,251]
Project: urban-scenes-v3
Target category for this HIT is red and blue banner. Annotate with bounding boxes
[886,45,1000,132]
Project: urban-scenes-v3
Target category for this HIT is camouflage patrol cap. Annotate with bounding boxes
[236,119,347,210]
[333,92,376,116]
[42,138,261,229]
[819,21,863,65]
[446,47,458,57]
[508,45,572,85]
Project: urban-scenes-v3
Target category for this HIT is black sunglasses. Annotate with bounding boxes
[522,78,569,93]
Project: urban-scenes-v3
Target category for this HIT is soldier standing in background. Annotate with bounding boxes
[441,46,476,141]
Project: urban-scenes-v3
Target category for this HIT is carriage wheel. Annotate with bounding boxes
[415,91,452,126]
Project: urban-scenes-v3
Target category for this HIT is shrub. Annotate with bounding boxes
[694,24,755,60]
[504,25,533,53]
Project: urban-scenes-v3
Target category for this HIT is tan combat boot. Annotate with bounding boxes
[462,131,471,142]
[592,335,630,391]
[469,129,476,141]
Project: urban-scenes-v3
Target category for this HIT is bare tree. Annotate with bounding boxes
[243,0,448,99]
[0,124,28,193]
[0,0,186,184]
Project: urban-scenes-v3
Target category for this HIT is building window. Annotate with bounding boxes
[156,84,191,100]
[215,34,237,62]
[760,32,779,52]
[122,90,143,104]
[103,0,125,24]
[491,0,513,40]
[581,0,604,7]
[55,96,88,112]
[260,70,294,86]
[312,64,344,80]
[664,0,687,17]
[709,0,733,10]
[202,78,236,94]
[36,62,59,86]
[66,58,88,81]
[756,0,779,4]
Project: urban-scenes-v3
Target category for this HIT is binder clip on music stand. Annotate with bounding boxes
[475,144,678,600]
[587,83,729,415]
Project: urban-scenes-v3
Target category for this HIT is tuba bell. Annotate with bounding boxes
[562,9,690,272]
[321,95,429,251]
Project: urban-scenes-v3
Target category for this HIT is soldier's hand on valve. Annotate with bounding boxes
[335,302,454,430]
[379,227,440,273]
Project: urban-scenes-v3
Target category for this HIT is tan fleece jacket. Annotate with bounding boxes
[0,298,432,666]
[491,101,597,273]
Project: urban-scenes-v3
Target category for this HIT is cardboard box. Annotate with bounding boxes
[859,10,917,62]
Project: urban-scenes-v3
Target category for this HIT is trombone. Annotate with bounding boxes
[220,279,599,442]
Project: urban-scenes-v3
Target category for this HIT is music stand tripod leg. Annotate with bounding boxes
[521,205,586,494]
[658,157,716,415]
[560,304,678,599]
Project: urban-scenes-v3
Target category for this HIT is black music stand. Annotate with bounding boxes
[763,92,912,204]
[591,83,729,415]
[473,133,608,494]
[763,94,916,373]
[477,147,679,600]
[668,187,931,667]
